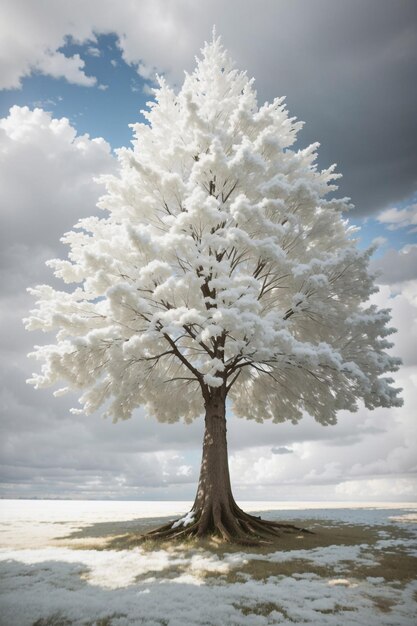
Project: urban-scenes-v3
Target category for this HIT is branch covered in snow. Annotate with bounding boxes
[25,36,402,424]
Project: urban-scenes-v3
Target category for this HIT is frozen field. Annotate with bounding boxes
[0,500,416,625]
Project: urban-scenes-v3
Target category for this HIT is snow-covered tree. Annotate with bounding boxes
[25,35,402,543]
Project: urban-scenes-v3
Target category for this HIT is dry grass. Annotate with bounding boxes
[33,615,72,626]
[33,614,129,626]
[222,550,417,585]
[58,518,417,586]
[64,518,375,551]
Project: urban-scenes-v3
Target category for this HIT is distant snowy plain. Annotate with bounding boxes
[0,500,416,625]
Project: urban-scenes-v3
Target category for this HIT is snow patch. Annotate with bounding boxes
[172,511,195,529]
[1,503,416,626]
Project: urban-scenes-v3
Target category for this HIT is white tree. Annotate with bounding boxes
[25,35,402,543]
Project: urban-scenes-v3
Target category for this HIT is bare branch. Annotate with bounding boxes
[162,331,203,382]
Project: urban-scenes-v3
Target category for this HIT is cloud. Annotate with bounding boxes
[0,0,97,90]
[377,203,417,233]
[137,62,156,81]
[227,282,417,500]
[0,106,114,261]
[371,283,417,367]
[370,245,417,284]
[35,51,97,87]
[87,46,101,57]
[0,106,120,498]
[0,0,416,214]
[228,364,417,501]
[0,40,416,498]
[334,477,417,500]
[271,447,293,455]
[0,101,414,501]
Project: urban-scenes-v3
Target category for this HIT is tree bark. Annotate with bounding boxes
[144,386,312,544]
[191,387,235,536]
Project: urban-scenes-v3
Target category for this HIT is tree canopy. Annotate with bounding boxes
[25,35,402,428]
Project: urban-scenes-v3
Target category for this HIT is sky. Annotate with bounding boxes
[0,0,416,502]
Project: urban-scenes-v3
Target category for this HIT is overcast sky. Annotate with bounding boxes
[0,0,416,502]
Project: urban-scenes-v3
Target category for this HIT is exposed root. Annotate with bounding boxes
[240,512,314,535]
[139,503,313,546]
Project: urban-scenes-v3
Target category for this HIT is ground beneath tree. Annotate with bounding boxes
[0,502,416,625]
[62,516,417,585]
[135,505,314,545]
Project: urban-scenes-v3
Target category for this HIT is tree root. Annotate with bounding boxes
[139,503,313,546]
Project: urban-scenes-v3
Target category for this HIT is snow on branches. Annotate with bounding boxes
[25,35,402,424]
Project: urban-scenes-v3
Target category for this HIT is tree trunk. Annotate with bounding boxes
[191,387,235,537]
[144,386,312,544]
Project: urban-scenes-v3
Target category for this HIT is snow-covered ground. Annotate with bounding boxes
[0,500,416,625]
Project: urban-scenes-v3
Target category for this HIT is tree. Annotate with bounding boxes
[25,35,402,544]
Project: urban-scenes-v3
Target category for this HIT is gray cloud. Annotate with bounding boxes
[271,447,293,455]
[1,4,416,500]
[371,284,417,367]
[370,246,417,285]
[0,1,416,215]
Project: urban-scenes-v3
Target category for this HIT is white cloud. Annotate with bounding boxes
[130,78,141,93]
[371,236,387,247]
[378,203,417,233]
[0,106,114,254]
[177,465,193,477]
[137,61,155,80]
[227,303,417,501]
[31,97,58,109]
[2,273,415,500]
[142,83,155,96]
[371,283,417,366]
[35,51,96,87]
[335,478,417,499]
[0,99,416,499]
[0,0,415,213]
[0,0,98,89]
[0,0,185,90]
[87,46,101,57]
